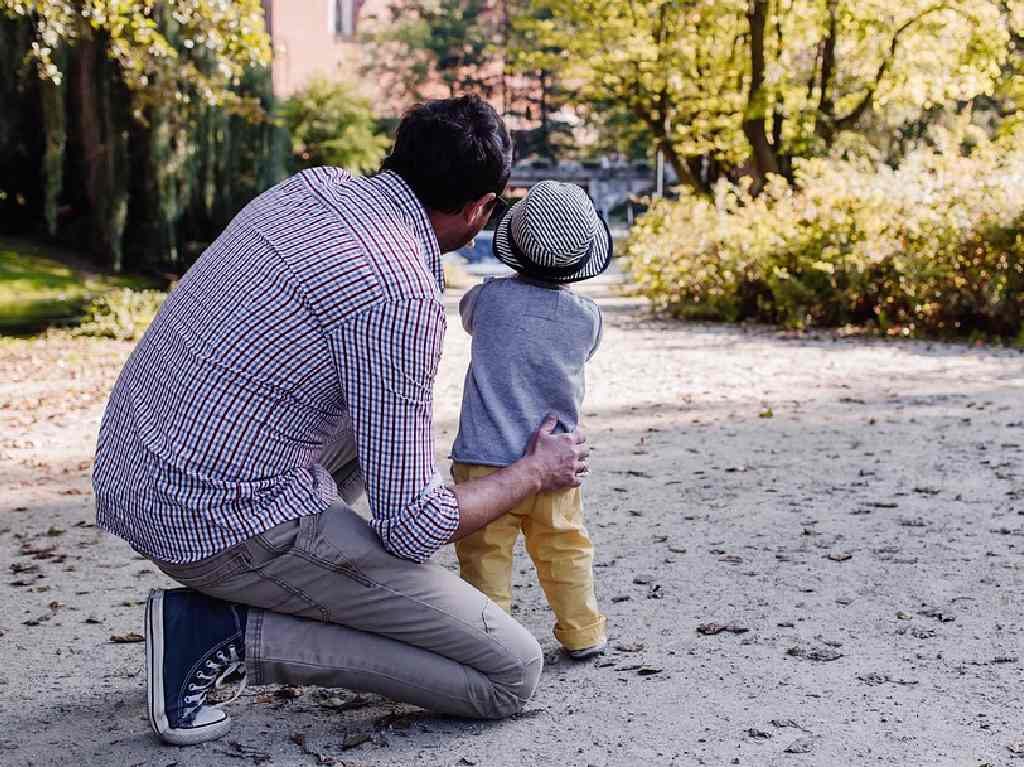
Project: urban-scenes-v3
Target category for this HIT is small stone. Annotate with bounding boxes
[614,641,645,653]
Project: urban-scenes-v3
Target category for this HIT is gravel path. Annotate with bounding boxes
[1,297,1023,766]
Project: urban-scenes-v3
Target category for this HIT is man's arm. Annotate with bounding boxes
[332,299,460,563]
[332,299,589,561]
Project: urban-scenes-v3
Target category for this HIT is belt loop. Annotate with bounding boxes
[297,512,320,550]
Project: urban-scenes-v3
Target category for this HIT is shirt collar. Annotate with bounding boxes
[371,171,444,293]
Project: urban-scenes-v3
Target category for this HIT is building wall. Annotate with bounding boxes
[266,0,383,98]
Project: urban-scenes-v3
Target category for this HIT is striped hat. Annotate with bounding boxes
[492,180,613,283]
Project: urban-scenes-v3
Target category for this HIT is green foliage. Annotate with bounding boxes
[0,0,272,119]
[0,237,155,333]
[0,3,284,272]
[626,130,1024,338]
[364,0,498,101]
[280,78,389,175]
[518,0,1013,186]
[73,288,166,341]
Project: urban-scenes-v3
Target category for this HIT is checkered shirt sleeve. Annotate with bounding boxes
[333,298,460,562]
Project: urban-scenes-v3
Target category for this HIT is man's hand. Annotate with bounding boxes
[526,415,589,492]
[448,415,590,543]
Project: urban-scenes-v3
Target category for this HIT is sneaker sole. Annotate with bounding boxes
[565,640,609,660]
[146,589,231,746]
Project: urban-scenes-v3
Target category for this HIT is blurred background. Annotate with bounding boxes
[1,0,1022,340]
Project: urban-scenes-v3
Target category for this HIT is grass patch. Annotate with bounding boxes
[0,237,159,335]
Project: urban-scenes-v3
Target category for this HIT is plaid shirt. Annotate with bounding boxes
[93,169,460,564]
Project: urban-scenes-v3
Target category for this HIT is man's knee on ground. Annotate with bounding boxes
[483,631,544,719]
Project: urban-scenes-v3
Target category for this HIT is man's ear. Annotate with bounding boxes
[463,193,496,228]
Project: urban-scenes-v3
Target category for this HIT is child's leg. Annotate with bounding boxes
[521,487,607,651]
[452,463,529,613]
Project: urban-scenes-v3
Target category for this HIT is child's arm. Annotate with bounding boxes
[586,303,604,360]
[459,282,485,334]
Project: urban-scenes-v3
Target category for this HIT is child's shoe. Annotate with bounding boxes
[565,639,608,660]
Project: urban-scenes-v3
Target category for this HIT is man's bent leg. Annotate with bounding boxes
[158,502,543,720]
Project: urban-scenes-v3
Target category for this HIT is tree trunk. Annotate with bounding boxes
[814,0,839,145]
[742,0,780,193]
[658,136,700,192]
[39,45,67,237]
[75,31,130,271]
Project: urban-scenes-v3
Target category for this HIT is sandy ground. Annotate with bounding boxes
[1,290,1023,767]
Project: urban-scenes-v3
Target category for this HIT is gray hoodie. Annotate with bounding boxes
[451,275,602,467]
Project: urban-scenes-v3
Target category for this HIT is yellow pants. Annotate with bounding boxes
[452,463,607,651]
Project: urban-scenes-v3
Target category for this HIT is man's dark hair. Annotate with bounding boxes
[381,95,513,214]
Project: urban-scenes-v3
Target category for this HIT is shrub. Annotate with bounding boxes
[74,289,167,341]
[625,140,1024,339]
[280,78,390,175]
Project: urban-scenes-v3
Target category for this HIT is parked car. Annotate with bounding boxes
[455,230,495,264]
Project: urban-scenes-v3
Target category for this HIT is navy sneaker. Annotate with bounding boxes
[145,588,247,746]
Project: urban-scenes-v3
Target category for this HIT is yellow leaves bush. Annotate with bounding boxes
[625,143,1024,338]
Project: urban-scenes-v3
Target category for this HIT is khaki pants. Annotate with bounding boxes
[155,502,543,720]
[452,463,607,651]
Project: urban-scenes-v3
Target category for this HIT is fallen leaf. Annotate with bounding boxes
[697,623,750,636]
[770,719,807,731]
[341,732,370,751]
[786,646,842,662]
[785,737,815,754]
[110,632,145,643]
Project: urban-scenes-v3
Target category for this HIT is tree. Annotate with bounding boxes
[280,78,390,175]
[363,0,499,103]
[0,1,280,271]
[520,0,1011,191]
[363,0,574,160]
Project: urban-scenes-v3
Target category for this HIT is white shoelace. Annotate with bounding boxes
[183,645,247,715]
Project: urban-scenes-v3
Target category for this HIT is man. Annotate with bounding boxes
[92,96,588,746]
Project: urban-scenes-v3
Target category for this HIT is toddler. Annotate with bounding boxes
[451,180,611,658]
